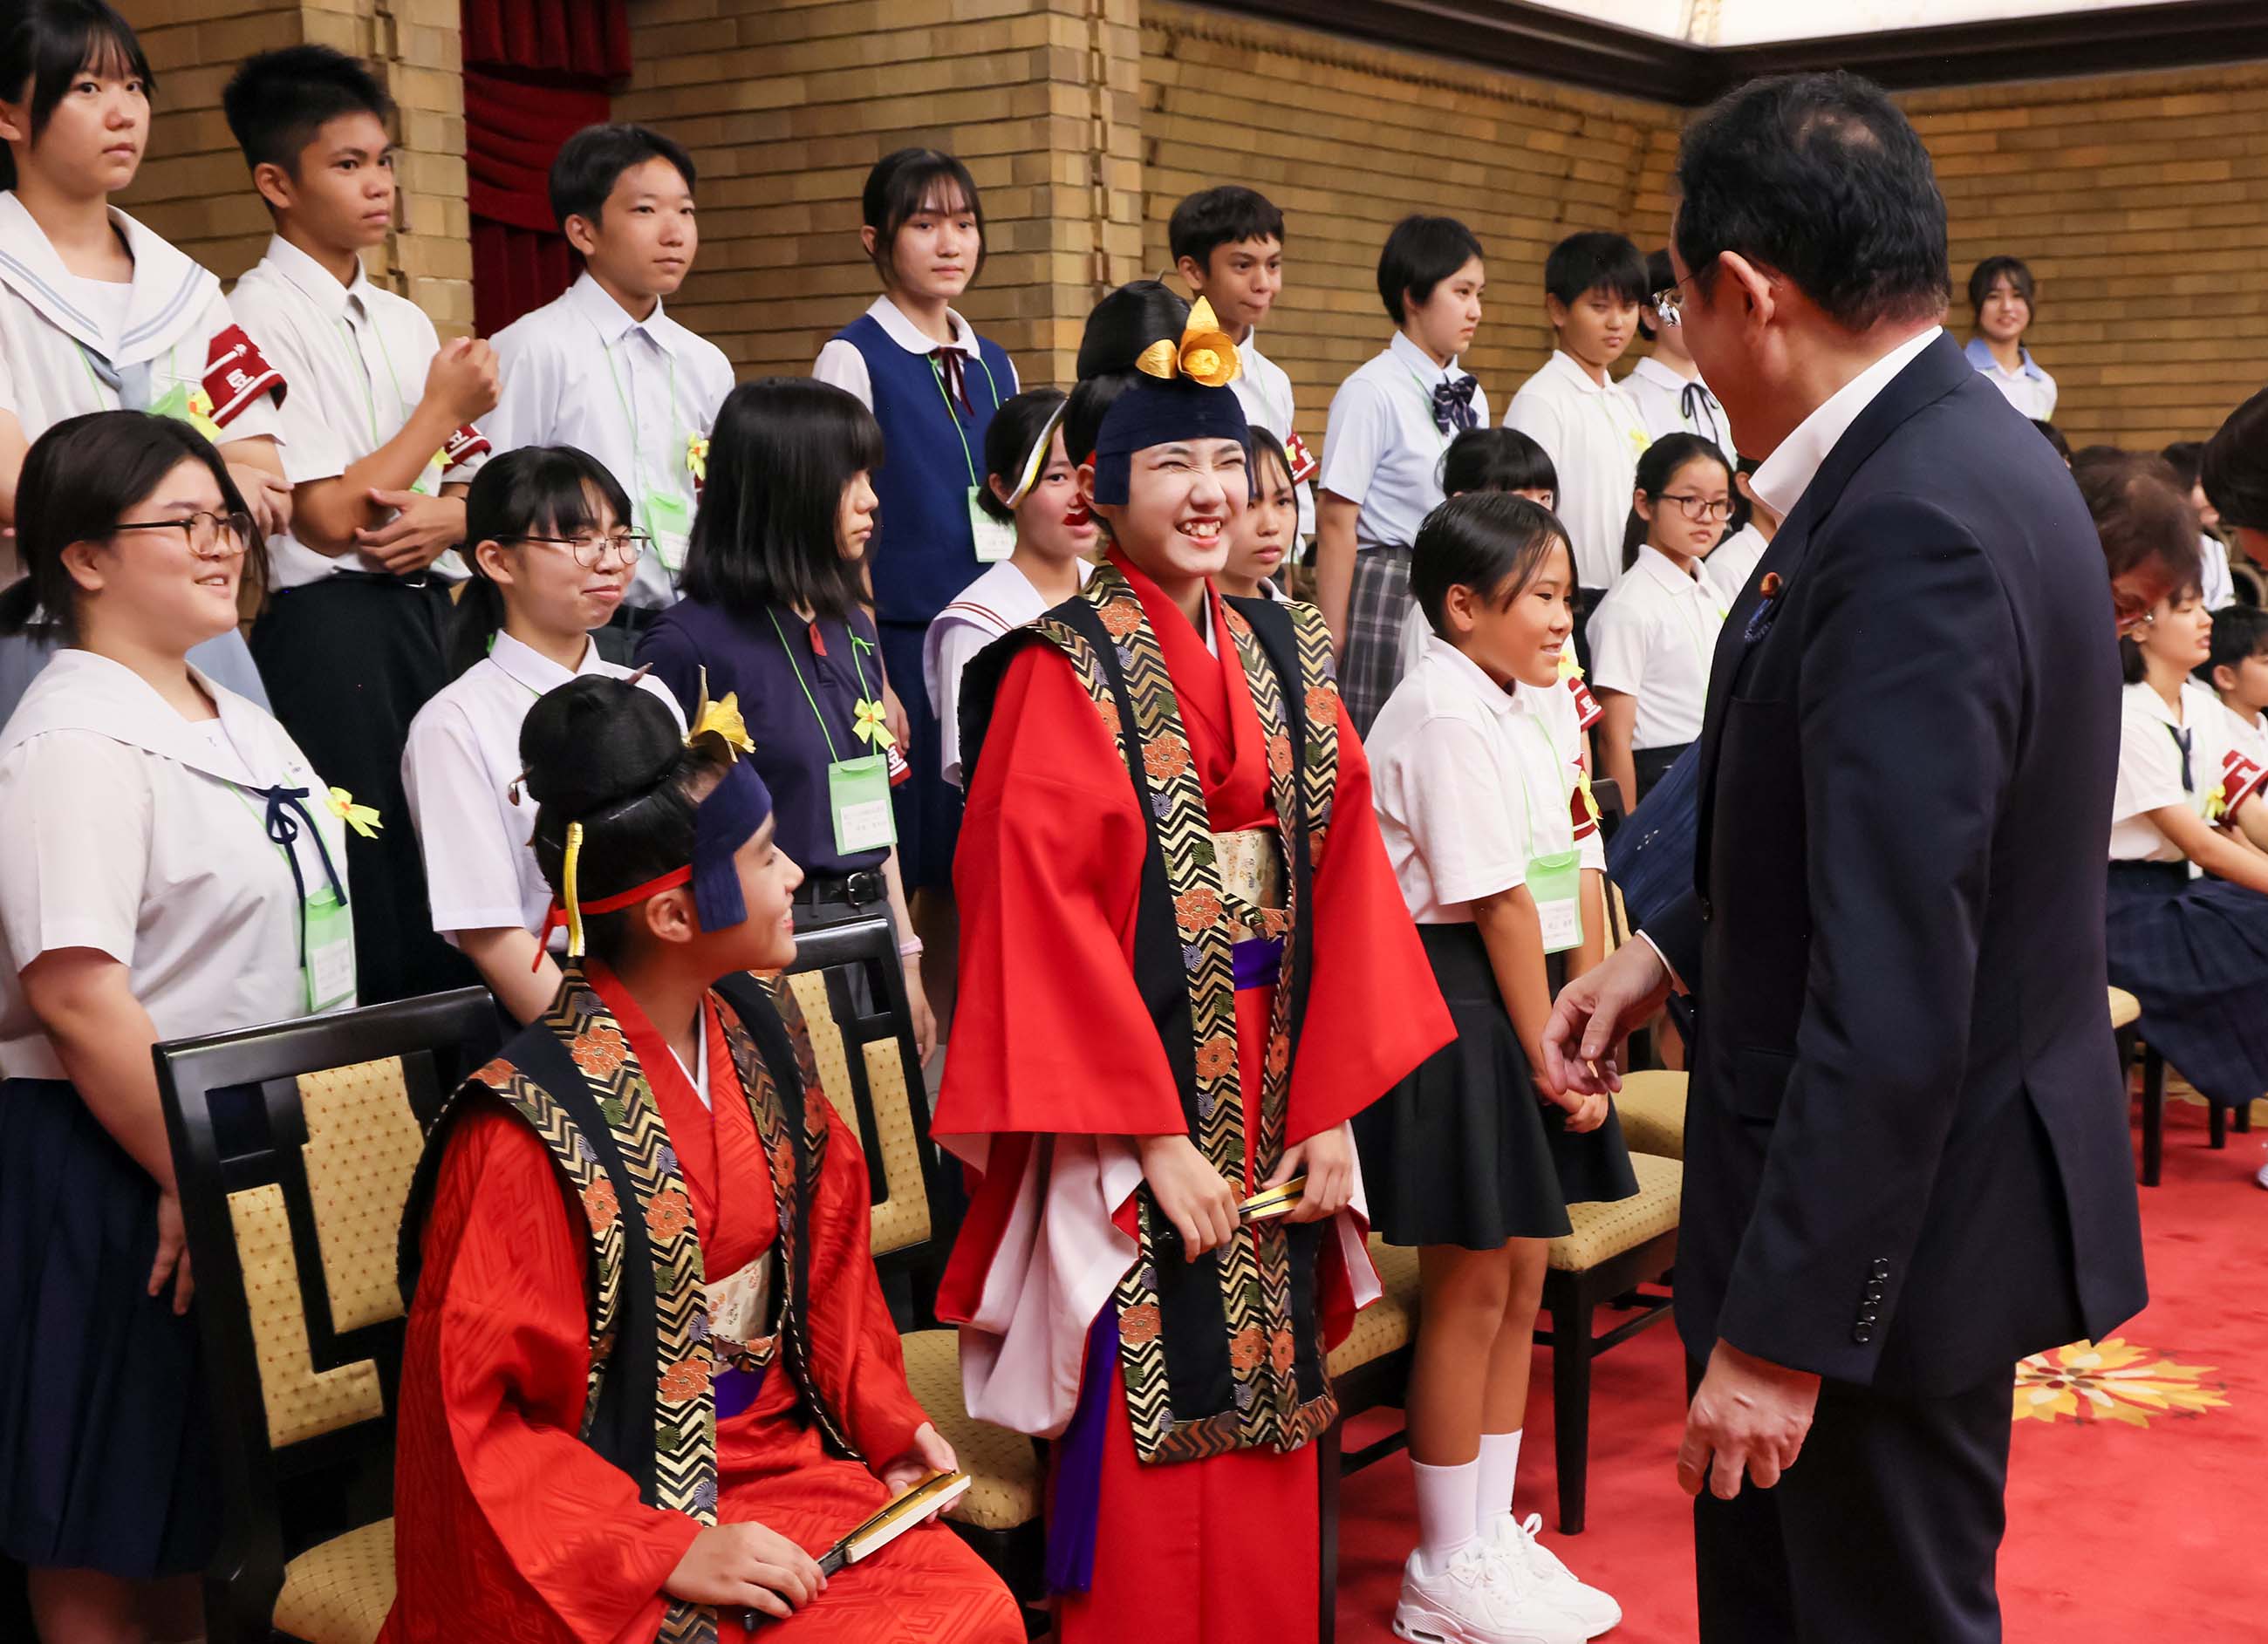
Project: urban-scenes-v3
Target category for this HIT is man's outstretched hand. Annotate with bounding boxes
[1540,936,1674,1096]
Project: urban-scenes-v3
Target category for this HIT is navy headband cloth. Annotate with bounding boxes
[1090,378,1254,507]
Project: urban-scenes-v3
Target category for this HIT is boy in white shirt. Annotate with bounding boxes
[1170,185,1316,543]
[224,45,499,1004]
[1503,231,1652,633]
[486,123,735,651]
[2197,603,2268,768]
[1623,248,1728,451]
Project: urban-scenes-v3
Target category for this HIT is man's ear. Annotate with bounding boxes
[1717,250,1776,331]
[563,210,601,260]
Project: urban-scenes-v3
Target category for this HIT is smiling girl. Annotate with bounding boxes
[1964,255,2057,420]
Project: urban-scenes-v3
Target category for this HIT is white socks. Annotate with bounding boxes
[1476,1429,1523,1531]
[1411,1457,1480,1576]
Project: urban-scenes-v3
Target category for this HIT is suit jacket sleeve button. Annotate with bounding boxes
[1853,1326,1873,1343]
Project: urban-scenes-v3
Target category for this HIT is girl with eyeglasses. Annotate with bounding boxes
[401,447,685,1024]
[0,412,349,1641]
[1588,433,1734,807]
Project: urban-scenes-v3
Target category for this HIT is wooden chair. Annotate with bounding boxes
[1613,1069,1687,1161]
[2109,986,2169,1187]
[1316,1236,1424,1641]
[154,988,501,1644]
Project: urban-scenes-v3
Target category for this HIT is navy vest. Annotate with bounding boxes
[837,311,1014,626]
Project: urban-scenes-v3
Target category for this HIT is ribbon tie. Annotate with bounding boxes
[2168,724,2195,794]
[932,348,972,417]
[1431,373,1480,435]
[248,785,351,965]
[852,697,896,750]
[1680,380,1723,446]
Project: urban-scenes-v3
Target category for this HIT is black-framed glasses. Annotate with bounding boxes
[511,531,652,569]
[1650,276,1697,329]
[1657,492,1734,522]
[112,509,256,559]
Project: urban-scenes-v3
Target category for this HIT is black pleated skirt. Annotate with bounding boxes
[0,1079,217,1577]
[1354,924,1640,1250]
[2107,860,2268,1109]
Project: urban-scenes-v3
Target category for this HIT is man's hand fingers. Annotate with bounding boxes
[1746,1452,1783,1491]
[1675,1422,1711,1498]
[1710,1440,1748,1501]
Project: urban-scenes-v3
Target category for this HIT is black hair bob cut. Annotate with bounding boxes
[522,675,728,958]
[1247,426,1293,497]
[1411,492,1571,638]
[2204,385,2268,533]
[979,386,1069,524]
[862,147,986,284]
[681,378,883,625]
[1674,71,1950,334]
[1377,215,1485,325]
[222,44,389,178]
[1544,230,1649,309]
[1622,432,1733,571]
[448,446,635,677]
[0,0,151,190]
[1441,426,1557,501]
[1966,255,2036,317]
[549,122,697,231]
[0,410,256,645]
[2201,601,2268,686]
[1168,185,1285,272]
[1066,279,1192,466]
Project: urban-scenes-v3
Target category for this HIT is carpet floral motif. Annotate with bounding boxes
[2013,1338,2229,1427]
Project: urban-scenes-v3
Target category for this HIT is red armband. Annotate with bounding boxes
[1567,676,1602,732]
[2221,747,2268,814]
[202,324,286,427]
[1282,431,1320,487]
[441,422,490,469]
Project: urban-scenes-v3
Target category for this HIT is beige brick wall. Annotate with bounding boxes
[618,0,1144,391]
[117,0,472,331]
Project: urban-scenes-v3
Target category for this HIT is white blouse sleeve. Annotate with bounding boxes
[929,620,996,789]
[811,338,875,410]
[1318,378,1390,505]
[1584,593,1651,700]
[400,702,529,937]
[0,734,154,967]
[1398,713,1527,908]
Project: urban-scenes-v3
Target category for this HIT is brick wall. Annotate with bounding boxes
[617,0,1144,392]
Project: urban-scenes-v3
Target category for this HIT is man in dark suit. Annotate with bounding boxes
[1542,72,2148,1642]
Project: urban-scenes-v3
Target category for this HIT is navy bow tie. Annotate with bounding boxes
[2168,724,2195,793]
[1431,374,1479,435]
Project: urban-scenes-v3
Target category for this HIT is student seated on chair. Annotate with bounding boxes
[384,675,1020,1644]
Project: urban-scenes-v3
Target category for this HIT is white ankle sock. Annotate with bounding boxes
[1411,1457,1480,1576]
[1476,1429,1523,1530]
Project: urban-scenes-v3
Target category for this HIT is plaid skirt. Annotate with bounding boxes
[1342,543,1414,739]
[2106,860,2268,1109]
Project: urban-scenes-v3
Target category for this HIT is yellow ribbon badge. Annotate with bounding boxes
[325,787,382,838]
[1134,296,1242,389]
[852,697,896,750]
[1575,768,1602,825]
[186,386,222,442]
[687,665,755,761]
[1558,649,1586,682]
[687,433,708,484]
[2208,781,2230,822]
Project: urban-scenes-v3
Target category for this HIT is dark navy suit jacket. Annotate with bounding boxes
[1646,331,2148,1395]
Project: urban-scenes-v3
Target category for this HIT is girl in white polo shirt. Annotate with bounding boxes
[0,411,350,1639]
[1359,492,1635,1644]
[1588,433,1733,808]
[400,447,683,1025]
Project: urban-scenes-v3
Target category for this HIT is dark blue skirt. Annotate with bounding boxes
[2106,862,2268,1110]
[878,618,964,893]
[0,1078,217,1577]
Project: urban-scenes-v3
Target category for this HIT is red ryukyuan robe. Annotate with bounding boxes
[935,552,1452,1644]
[382,965,1021,1644]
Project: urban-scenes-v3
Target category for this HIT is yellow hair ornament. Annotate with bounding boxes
[1134,296,1242,390]
[687,665,755,761]
[324,786,383,838]
[563,821,586,958]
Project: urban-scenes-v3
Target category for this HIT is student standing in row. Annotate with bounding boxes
[224,45,498,1005]
[1318,213,1488,735]
[401,447,683,1026]
[0,413,353,1644]
[1623,249,1728,450]
[0,0,290,720]
[1216,426,1298,603]
[1964,255,2057,420]
[487,123,734,651]
[814,147,1016,1027]
[1504,233,1651,638]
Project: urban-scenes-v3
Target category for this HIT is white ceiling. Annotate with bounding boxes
[1532,0,2192,46]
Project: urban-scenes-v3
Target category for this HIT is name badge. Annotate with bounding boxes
[1527,849,1583,955]
[646,488,693,571]
[303,888,357,1013]
[828,754,898,855]
[968,485,1017,564]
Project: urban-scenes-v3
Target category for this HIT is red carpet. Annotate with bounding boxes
[1334,1099,2268,1641]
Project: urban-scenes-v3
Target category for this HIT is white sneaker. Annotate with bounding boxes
[1393,1544,1589,1644]
[2255,1160,2268,1190]
[1486,1514,1622,1637]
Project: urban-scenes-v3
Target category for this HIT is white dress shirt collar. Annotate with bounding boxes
[1422,633,1522,720]
[259,233,371,322]
[564,269,676,351]
[1634,542,1707,597]
[1390,328,1467,385]
[865,293,978,357]
[1541,347,1614,396]
[1629,354,1698,393]
[485,629,608,698]
[1750,325,1942,520]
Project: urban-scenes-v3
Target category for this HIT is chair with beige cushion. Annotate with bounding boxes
[155,989,501,1644]
[1614,1069,1688,1161]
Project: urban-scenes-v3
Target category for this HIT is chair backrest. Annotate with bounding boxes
[779,915,939,1263]
[154,988,501,1631]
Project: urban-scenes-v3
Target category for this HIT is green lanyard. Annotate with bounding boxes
[765,608,879,761]
[594,320,681,492]
[1510,706,1576,862]
[334,310,408,446]
[926,348,1006,485]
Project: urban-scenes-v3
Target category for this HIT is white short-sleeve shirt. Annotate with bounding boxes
[1367,634,1599,924]
[1503,350,1652,593]
[1622,354,1730,452]
[1700,522,1769,610]
[921,557,1092,788]
[230,235,490,588]
[1962,336,2057,422]
[2110,679,2268,863]
[1318,331,1489,552]
[1232,331,1315,542]
[400,630,684,943]
[0,651,352,1081]
[2200,534,2237,611]
[486,273,735,607]
[1585,545,1725,749]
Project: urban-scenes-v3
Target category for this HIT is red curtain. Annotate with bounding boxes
[461,0,630,336]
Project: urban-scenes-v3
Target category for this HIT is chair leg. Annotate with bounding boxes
[1550,1280,1595,1536]
[2210,1095,2228,1150]
[2237,1102,2253,1135]
[1317,1417,1342,1644]
[2142,1047,2164,1188]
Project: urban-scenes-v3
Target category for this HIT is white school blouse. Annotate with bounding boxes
[1622,354,1730,452]
[921,557,1093,788]
[1701,522,1769,610]
[2200,534,2236,611]
[230,235,490,588]
[1318,331,1488,552]
[486,273,734,607]
[400,631,684,943]
[1586,546,1725,749]
[1962,336,2057,422]
[1232,331,1316,542]
[1503,350,1651,593]
[0,651,352,1081]
[810,294,1015,410]
[2109,679,2268,863]
[1367,635,1603,925]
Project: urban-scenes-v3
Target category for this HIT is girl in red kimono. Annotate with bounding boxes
[934,287,1455,1642]
[384,675,1020,1644]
